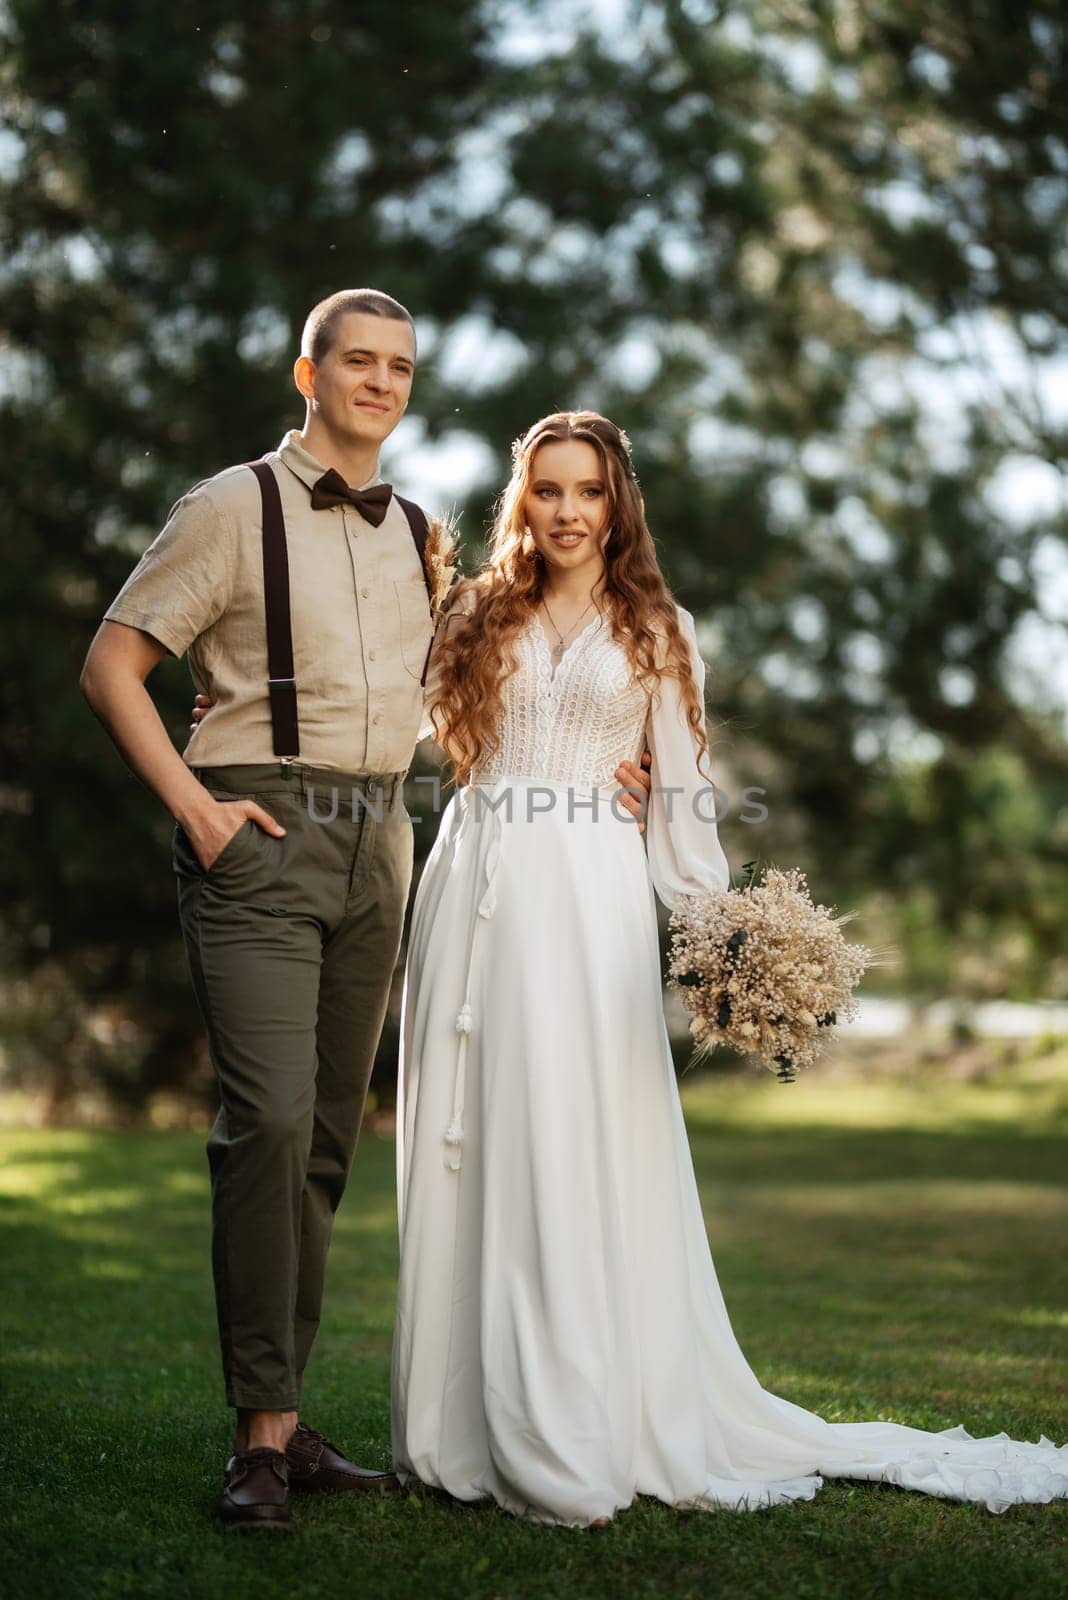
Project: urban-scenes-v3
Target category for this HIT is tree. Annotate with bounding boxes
[0,0,495,1107]
[2,0,1065,1113]
[412,0,1067,989]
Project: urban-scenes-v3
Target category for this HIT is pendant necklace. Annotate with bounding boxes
[542,593,600,671]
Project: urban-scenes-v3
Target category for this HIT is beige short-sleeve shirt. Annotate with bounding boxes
[104,430,434,774]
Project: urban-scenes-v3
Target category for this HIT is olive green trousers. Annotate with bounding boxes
[173,762,413,1411]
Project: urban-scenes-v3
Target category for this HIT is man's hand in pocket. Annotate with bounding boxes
[184,797,286,872]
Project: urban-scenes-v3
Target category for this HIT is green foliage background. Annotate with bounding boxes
[1,1,1065,1113]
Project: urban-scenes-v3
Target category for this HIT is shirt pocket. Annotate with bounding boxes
[394,578,433,680]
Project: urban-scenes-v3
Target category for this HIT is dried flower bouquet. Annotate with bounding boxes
[667,861,878,1081]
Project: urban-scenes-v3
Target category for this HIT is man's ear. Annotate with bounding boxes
[293,355,316,404]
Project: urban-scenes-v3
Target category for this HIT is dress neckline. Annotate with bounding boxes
[529,611,605,683]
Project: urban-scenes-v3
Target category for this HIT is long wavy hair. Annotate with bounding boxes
[428,410,710,784]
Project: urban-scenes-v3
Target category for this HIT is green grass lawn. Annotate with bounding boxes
[2,1057,1066,1600]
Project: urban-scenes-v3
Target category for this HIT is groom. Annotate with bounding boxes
[80,287,652,1531]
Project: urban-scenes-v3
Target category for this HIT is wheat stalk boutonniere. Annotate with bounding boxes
[423,515,462,622]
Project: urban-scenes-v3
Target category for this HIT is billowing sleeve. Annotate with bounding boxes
[644,606,732,909]
[417,582,475,744]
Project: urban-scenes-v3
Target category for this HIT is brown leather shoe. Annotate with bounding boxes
[217,1446,293,1532]
[285,1422,401,1495]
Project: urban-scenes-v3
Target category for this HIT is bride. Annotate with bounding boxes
[391,409,1067,1526]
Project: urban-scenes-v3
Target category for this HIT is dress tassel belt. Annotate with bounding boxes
[443,785,504,1171]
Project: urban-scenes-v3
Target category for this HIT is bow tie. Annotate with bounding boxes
[310,469,393,526]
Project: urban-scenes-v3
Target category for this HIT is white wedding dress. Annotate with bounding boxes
[390,604,1068,1526]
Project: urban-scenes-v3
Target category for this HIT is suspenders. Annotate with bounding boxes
[246,461,433,763]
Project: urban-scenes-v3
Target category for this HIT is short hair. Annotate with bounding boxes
[300,288,416,366]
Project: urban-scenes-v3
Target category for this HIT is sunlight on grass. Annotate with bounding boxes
[681,1056,1068,1136]
[0,1160,83,1197]
[157,1170,207,1198]
[0,1129,103,1159]
[43,1188,167,1217]
[1015,1307,1068,1330]
[2,1067,1065,1600]
[752,1181,1067,1216]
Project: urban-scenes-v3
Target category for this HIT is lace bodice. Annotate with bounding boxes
[419,596,732,908]
[467,615,649,785]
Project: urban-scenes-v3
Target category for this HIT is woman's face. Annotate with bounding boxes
[523,439,611,581]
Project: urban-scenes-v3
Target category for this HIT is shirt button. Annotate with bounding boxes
[361,586,370,598]
[368,648,376,661]
[373,712,382,725]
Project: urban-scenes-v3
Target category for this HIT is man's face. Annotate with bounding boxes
[299,311,416,448]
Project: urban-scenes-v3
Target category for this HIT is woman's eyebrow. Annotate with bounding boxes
[531,477,604,487]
